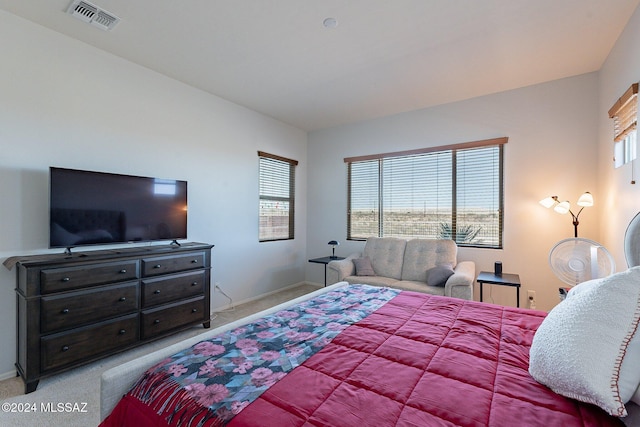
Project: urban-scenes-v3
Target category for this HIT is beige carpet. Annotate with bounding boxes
[0,283,319,427]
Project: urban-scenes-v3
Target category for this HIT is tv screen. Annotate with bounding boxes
[49,167,187,249]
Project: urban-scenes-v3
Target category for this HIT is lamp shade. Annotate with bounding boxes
[577,192,594,207]
[539,197,557,209]
[554,201,571,214]
[328,240,339,259]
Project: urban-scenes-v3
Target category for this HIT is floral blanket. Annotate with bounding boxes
[122,284,400,426]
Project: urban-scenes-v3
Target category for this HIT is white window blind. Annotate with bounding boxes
[455,145,502,245]
[346,138,505,248]
[258,151,297,241]
[348,160,380,238]
[381,151,452,238]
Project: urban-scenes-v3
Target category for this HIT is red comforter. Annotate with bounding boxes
[103,289,622,426]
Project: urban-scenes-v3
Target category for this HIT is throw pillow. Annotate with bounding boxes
[565,278,598,299]
[353,257,376,276]
[528,267,640,417]
[426,264,454,287]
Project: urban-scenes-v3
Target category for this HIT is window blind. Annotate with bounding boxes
[347,160,380,239]
[382,151,452,238]
[345,138,506,248]
[609,83,638,143]
[258,151,297,241]
[455,145,503,246]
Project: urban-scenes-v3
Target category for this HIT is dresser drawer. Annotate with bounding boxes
[41,281,139,333]
[141,252,205,277]
[41,314,138,371]
[141,297,205,339]
[142,270,205,308]
[40,261,139,293]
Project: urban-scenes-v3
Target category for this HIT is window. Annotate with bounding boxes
[609,83,638,169]
[346,137,506,248]
[614,132,636,169]
[258,151,298,241]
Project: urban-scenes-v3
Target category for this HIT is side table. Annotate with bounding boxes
[309,256,345,286]
[476,271,521,307]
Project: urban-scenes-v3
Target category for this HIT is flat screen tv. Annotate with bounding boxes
[49,167,187,250]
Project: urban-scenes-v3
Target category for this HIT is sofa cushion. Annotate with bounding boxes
[343,275,399,288]
[353,257,376,276]
[401,239,457,282]
[363,237,406,280]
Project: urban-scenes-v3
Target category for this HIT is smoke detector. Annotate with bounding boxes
[66,0,120,31]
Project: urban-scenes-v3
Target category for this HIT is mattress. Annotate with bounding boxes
[100,283,622,426]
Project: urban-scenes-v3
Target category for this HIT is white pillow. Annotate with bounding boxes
[529,267,640,417]
[553,269,640,402]
[565,278,598,298]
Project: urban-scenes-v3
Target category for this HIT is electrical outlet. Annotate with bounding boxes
[527,290,536,309]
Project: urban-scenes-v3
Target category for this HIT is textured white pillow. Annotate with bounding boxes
[565,278,598,298]
[529,267,640,417]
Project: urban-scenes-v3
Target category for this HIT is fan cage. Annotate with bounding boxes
[548,237,615,286]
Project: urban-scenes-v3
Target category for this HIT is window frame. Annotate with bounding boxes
[345,137,507,248]
[258,151,298,242]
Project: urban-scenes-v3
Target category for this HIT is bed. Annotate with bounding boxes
[99,277,640,427]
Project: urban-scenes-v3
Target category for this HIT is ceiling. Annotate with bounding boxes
[1,0,639,131]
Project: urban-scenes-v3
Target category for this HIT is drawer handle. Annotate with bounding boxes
[61,277,70,282]
[154,264,161,269]
[191,282,198,286]
[154,319,160,324]
[61,345,70,352]
[154,290,161,294]
[191,308,198,313]
[119,297,126,302]
[191,259,199,264]
[119,329,126,335]
[61,308,70,314]
[119,269,127,274]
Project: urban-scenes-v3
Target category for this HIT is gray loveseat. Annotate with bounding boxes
[326,237,475,300]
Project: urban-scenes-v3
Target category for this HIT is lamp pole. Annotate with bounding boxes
[570,205,588,237]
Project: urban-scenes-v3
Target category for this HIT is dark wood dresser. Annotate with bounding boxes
[7,242,213,393]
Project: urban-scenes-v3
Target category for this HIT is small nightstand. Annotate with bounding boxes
[476,271,521,307]
[309,256,345,286]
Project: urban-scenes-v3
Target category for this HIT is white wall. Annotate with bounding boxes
[0,11,308,378]
[307,73,600,311]
[597,5,640,270]
[3,2,639,386]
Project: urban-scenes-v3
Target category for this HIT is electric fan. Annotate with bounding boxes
[549,237,615,286]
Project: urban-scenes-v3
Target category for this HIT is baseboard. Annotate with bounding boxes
[212,281,322,313]
[0,369,16,381]
[304,281,325,289]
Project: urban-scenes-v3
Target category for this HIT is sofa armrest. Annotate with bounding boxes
[326,253,360,284]
[444,261,475,300]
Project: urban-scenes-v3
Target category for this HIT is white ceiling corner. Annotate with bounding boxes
[0,0,638,131]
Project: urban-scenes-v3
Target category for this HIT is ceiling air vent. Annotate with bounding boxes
[67,0,120,31]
